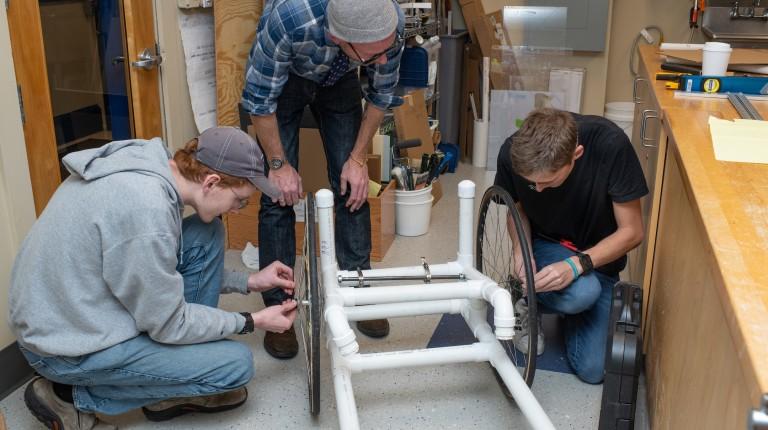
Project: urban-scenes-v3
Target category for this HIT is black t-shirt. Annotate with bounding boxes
[494,113,648,276]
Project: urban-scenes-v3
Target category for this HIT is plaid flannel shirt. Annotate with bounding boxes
[241,0,405,116]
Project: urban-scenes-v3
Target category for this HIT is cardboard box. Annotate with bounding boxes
[393,89,435,159]
[246,126,331,192]
[225,181,396,262]
[460,43,482,162]
[297,128,331,191]
[458,0,485,44]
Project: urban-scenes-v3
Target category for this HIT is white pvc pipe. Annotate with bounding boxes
[326,305,359,356]
[482,57,490,122]
[472,119,489,168]
[337,262,463,281]
[461,266,515,339]
[316,189,339,290]
[338,281,488,306]
[457,180,475,267]
[343,299,465,321]
[330,344,361,430]
[465,307,555,430]
[345,343,493,373]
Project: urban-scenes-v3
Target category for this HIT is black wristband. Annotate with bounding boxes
[577,253,594,275]
[238,312,255,335]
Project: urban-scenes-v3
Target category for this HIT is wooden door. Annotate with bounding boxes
[7,0,162,215]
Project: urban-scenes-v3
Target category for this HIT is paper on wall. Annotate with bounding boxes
[178,9,216,133]
[486,90,566,170]
[549,67,585,113]
[708,116,768,164]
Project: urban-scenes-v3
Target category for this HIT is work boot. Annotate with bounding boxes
[24,377,116,430]
[356,319,390,338]
[513,298,544,356]
[142,387,248,422]
[263,326,298,359]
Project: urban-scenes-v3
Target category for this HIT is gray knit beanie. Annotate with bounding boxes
[327,0,398,43]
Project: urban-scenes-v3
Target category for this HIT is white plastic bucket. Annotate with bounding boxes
[395,186,433,236]
[604,102,635,138]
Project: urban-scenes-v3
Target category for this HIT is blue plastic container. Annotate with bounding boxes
[400,47,430,87]
[398,36,440,90]
[437,143,459,173]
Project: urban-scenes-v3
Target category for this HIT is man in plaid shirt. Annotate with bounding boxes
[241,0,405,359]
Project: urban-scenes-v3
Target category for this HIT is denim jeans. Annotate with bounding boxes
[532,238,618,384]
[259,71,371,306]
[19,215,254,415]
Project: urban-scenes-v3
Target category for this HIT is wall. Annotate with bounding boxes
[155,0,198,151]
[605,0,693,104]
[0,6,37,349]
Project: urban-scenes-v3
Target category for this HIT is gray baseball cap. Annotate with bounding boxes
[195,126,280,200]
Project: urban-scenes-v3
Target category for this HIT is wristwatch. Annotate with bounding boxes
[238,312,255,335]
[269,157,285,170]
[577,253,594,275]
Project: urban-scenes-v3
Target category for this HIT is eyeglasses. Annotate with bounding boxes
[229,188,249,210]
[348,33,404,66]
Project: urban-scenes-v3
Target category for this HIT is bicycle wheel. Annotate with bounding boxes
[476,185,538,386]
[295,193,321,415]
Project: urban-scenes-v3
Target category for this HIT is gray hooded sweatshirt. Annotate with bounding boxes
[9,138,246,357]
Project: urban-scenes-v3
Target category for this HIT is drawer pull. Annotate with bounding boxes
[640,109,659,148]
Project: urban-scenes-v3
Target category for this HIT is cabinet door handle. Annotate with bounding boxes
[640,109,659,148]
[633,78,648,104]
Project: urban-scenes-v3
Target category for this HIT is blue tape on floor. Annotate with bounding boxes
[427,313,574,375]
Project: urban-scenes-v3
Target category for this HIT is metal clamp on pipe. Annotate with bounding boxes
[421,257,431,283]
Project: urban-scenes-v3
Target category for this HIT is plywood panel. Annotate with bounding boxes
[215,0,263,126]
[7,0,61,215]
[124,0,163,139]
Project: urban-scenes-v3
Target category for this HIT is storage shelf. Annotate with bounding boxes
[403,21,438,39]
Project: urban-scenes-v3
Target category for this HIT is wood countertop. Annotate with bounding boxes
[640,45,768,399]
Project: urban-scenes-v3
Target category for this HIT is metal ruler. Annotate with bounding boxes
[728,92,764,120]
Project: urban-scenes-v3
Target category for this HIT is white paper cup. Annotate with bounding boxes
[701,42,732,76]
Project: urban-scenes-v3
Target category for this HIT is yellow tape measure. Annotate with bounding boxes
[703,78,721,93]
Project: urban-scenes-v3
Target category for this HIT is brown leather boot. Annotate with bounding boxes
[263,326,298,359]
[356,319,390,338]
[24,377,117,430]
[142,387,248,422]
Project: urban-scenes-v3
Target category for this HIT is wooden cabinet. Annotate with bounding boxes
[644,112,763,429]
[633,46,768,428]
[626,56,668,337]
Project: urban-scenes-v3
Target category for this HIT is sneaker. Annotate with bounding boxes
[263,326,298,359]
[513,298,544,356]
[142,387,248,422]
[24,377,116,430]
[356,319,390,338]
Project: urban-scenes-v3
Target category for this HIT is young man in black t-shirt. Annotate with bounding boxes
[494,108,647,384]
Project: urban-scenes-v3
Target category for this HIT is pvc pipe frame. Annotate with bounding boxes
[313,184,554,430]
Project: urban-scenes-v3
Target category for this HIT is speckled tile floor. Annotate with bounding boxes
[0,163,648,429]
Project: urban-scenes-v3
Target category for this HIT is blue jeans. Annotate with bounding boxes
[259,71,371,306]
[19,215,254,415]
[532,239,618,384]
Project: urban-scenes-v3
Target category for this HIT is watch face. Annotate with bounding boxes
[270,158,284,170]
[579,254,593,272]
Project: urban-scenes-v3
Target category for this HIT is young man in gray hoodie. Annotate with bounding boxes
[9,127,298,429]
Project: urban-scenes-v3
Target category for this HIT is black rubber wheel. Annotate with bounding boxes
[476,185,538,387]
[296,193,321,415]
